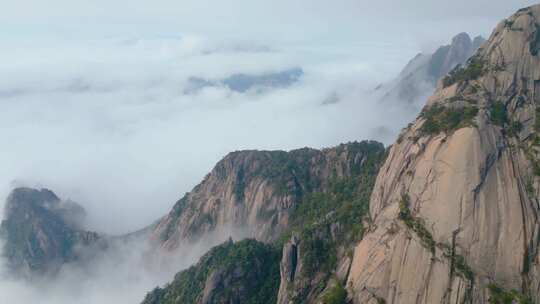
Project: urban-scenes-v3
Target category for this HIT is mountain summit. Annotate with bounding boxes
[349,4,540,303]
[379,32,485,105]
[0,188,104,278]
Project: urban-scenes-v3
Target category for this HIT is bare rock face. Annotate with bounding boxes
[276,232,354,304]
[380,32,485,105]
[349,5,540,303]
[150,141,384,251]
[0,187,105,278]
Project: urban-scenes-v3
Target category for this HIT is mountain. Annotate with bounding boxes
[149,141,385,251]
[0,141,386,297]
[185,68,303,94]
[139,140,386,303]
[348,4,540,303]
[0,188,105,278]
[378,32,485,106]
[142,239,281,304]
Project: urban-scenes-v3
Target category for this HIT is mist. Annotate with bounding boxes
[0,225,250,304]
[0,35,419,234]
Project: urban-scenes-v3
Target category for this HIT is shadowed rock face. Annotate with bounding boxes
[0,188,104,278]
[349,4,540,303]
[150,141,385,251]
[380,32,485,105]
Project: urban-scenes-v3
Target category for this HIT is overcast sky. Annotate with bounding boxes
[1,1,538,46]
[0,1,537,234]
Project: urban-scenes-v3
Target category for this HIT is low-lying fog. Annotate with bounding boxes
[0,36,418,234]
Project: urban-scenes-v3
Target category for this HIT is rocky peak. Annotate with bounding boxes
[5,187,87,229]
[150,141,385,251]
[1,187,104,278]
[380,32,485,105]
[348,4,540,303]
[427,32,483,81]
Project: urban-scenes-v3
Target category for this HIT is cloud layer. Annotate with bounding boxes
[0,35,420,234]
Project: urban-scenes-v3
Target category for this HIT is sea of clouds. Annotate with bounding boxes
[0,35,421,233]
[0,32,432,303]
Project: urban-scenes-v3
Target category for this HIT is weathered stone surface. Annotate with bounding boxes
[348,5,540,303]
[150,141,385,251]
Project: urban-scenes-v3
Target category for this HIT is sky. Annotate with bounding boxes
[0,0,537,235]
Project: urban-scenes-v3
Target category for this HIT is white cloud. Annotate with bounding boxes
[0,36,418,235]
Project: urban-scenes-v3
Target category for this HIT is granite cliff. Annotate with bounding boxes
[349,5,540,303]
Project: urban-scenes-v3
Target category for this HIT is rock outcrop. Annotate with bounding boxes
[348,5,540,303]
[0,188,105,278]
[379,32,485,106]
[150,141,385,251]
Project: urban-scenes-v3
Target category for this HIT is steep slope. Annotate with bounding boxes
[141,141,386,304]
[142,239,281,304]
[349,5,540,303]
[0,188,105,278]
[379,32,485,105]
[275,154,382,304]
[150,141,385,251]
[1,141,385,292]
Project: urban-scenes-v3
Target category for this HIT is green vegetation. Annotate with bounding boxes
[509,121,523,135]
[234,167,246,200]
[420,104,478,135]
[376,297,387,304]
[487,284,531,304]
[522,144,540,177]
[489,102,508,126]
[322,281,347,304]
[535,107,540,131]
[443,56,487,87]
[285,143,385,276]
[526,178,535,198]
[399,194,475,281]
[398,194,436,253]
[439,244,474,281]
[148,141,387,304]
[530,23,540,56]
[275,141,386,302]
[142,239,281,304]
